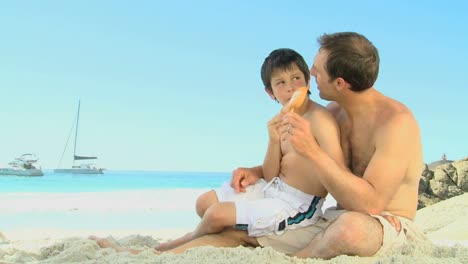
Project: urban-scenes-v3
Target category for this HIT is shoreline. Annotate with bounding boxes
[1,192,467,263]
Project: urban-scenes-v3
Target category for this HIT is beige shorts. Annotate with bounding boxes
[257,207,427,255]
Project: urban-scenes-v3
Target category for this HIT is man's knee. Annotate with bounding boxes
[326,212,382,256]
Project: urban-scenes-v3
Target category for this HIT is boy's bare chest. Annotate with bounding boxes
[340,122,376,177]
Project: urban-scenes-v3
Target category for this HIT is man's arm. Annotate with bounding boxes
[284,112,417,214]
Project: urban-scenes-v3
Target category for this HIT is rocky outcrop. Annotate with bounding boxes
[0,231,8,244]
[418,157,468,209]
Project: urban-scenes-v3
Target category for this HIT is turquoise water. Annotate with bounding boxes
[1,170,232,229]
[0,170,231,193]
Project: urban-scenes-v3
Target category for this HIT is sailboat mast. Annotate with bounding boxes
[73,100,81,165]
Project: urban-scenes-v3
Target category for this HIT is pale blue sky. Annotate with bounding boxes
[1,1,467,171]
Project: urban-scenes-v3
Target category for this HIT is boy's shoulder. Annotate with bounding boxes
[305,100,336,123]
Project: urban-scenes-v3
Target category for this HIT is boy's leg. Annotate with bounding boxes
[90,228,260,255]
[195,190,219,217]
[167,228,260,254]
[197,178,267,218]
[88,236,156,255]
[156,202,237,251]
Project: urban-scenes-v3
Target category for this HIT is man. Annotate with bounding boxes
[258,31,426,258]
[92,32,426,258]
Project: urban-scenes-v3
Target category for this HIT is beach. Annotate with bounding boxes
[1,190,467,263]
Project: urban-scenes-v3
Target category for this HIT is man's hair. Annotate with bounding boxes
[261,48,310,94]
[318,32,379,92]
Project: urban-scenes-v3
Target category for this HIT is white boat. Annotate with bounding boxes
[0,154,44,176]
[54,100,104,174]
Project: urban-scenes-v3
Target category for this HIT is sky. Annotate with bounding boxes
[1,1,467,172]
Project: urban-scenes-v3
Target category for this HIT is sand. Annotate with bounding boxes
[1,192,467,263]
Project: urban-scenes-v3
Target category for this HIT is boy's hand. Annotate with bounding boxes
[267,114,283,143]
[230,167,261,193]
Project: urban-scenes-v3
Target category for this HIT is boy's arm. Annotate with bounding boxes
[310,111,346,168]
[230,166,263,193]
[262,114,283,182]
[262,141,281,182]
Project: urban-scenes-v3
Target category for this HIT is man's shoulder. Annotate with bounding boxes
[376,102,420,143]
[380,99,417,129]
[326,101,341,118]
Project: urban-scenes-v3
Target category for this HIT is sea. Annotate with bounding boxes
[0,170,231,231]
[0,171,337,232]
[0,170,231,193]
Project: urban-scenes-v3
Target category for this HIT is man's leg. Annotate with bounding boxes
[293,211,383,259]
[156,202,237,251]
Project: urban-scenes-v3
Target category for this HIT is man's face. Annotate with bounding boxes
[310,50,334,101]
[268,64,308,106]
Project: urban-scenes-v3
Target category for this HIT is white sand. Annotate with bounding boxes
[1,191,467,263]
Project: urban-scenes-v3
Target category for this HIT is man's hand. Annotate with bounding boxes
[382,214,402,232]
[281,112,320,156]
[230,167,261,193]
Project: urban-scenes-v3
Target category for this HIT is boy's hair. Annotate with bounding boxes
[261,48,310,94]
[318,32,379,92]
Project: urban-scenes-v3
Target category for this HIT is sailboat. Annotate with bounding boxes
[54,100,104,174]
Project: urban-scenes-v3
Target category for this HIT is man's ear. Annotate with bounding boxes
[335,77,348,92]
[265,87,276,100]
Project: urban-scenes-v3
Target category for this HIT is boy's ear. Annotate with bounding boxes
[265,87,276,100]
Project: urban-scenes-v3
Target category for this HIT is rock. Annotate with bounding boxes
[452,159,468,191]
[0,232,8,244]
[418,164,432,195]
[427,159,454,171]
[418,192,442,209]
[418,157,467,209]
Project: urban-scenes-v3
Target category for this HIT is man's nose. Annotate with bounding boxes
[310,68,316,77]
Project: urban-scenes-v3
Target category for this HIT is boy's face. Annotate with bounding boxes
[267,64,308,106]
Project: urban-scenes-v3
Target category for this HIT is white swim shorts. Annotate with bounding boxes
[216,177,324,237]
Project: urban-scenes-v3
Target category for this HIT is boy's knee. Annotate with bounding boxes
[204,204,228,227]
[195,191,218,217]
[195,196,207,217]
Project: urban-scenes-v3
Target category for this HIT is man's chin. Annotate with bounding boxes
[318,92,332,101]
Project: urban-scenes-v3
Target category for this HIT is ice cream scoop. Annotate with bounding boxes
[281,86,308,113]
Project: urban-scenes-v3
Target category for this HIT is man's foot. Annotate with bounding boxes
[154,232,195,252]
[88,235,143,255]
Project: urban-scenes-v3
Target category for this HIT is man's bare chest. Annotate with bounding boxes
[340,123,375,177]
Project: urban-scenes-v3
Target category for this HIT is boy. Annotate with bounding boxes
[154,48,345,251]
